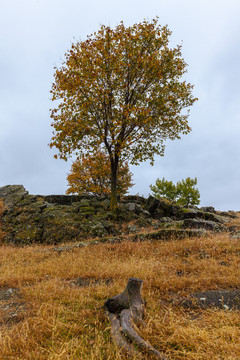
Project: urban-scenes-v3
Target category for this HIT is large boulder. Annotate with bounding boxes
[0,185,29,209]
[176,208,227,223]
[182,218,227,232]
[145,196,181,219]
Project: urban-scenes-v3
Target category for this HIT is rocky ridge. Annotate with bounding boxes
[0,185,238,246]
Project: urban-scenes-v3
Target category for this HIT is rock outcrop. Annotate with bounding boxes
[0,185,234,245]
[173,289,240,310]
[0,185,29,209]
[0,185,119,244]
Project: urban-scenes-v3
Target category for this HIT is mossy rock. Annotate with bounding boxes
[42,215,82,243]
[14,212,42,225]
[203,212,226,223]
[79,219,118,238]
[134,228,207,242]
[78,199,91,207]
[15,195,36,207]
[153,220,180,230]
[91,213,109,222]
[183,218,227,232]
[90,199,106,209]
[0,185,29,209]
[115,205,138,222]
[72,201,104,213]
[78,206,95,216]
[101,220,119,235]
[83,221,108,238]
[122,195,146,205]
[95,209,107,216]
[153,208,165,219]
[145,196,181,218]
[101,199,111,210]
[161,220,183,229]
[25,200,48,212]
[42,205,73,216]
[42,226,80,244]
[177,208,204,220]
[6,225,43,245]
[135,216,152,228]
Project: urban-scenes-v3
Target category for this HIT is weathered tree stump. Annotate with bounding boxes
[104,278,168,359]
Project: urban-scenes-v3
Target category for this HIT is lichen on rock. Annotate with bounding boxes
[0,185,233,245]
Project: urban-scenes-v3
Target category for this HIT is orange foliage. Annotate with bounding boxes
[50,18,197,209]
[66,152,134,196]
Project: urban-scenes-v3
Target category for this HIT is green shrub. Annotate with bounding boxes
[150,177,200,207]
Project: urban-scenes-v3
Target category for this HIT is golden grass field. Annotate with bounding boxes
[0,200,240,359]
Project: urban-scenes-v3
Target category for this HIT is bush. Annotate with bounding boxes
[150,177,200,207]
[66,152,134,196]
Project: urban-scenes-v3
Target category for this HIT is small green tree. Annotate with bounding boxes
[176,177,200,207]
[149,177,177,201]
[150,177,200,207]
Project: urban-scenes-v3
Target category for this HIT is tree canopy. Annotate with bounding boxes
[66,152,133,196]
[50,18,197,210]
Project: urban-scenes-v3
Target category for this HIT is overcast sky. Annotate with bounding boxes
[0,0,240,210]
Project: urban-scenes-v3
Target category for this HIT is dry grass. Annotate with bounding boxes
[224,211,240,228]
[0,220,240,358]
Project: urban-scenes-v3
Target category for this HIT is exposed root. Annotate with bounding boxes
[104,278,168,359]
[105,309,143,359]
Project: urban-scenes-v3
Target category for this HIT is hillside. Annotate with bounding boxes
[0,185,240,359]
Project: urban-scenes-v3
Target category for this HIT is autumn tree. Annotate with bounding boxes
[50,18,197,210]
[66,151,133,196]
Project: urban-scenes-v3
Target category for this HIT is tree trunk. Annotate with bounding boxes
[104,278,168,359]
[110,156,118,212]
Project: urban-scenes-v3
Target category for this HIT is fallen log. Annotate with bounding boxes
[104,278,168,359]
